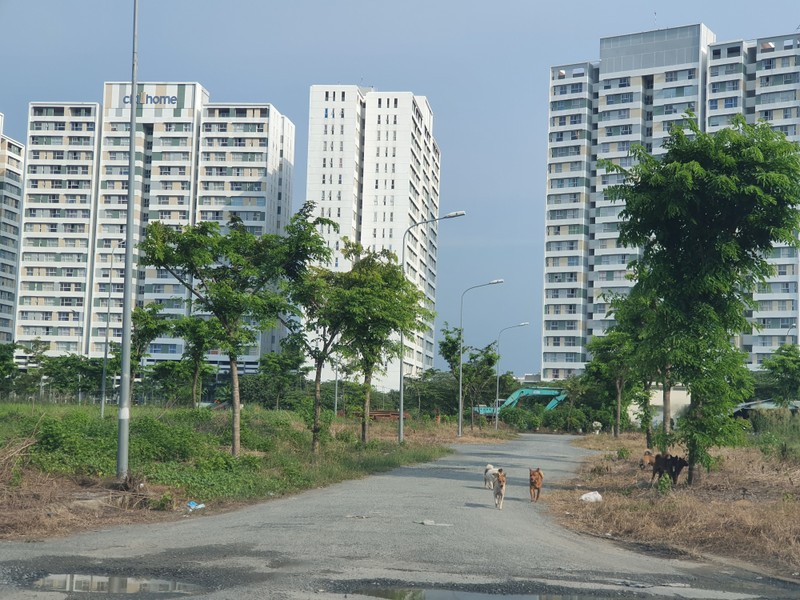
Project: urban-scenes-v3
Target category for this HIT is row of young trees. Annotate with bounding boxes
[3,202,435,457]
[574,115,800,484]
[137,202,439,455]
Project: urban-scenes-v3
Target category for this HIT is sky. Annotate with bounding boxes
[1,0,799,379]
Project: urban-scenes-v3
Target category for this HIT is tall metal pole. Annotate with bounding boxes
[457,279,503,437]
[398,211,465,443]
[117,0,138,480]
[494,322,529,430]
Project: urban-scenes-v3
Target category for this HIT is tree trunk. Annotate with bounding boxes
[229,356,241,457]
[615,379,623,438]
[192,365,200,409]
[312,359,324,454]
[469,396,474,432]
[361,370,373,443]
[686,398,702,486]
[662,383,672,442]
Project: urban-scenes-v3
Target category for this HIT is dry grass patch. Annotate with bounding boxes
[546,433,800,574]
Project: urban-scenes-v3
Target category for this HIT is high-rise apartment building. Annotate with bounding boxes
[306,85,442,390]
[17,83,294,374]
[0,114,23,343]
[543,24,800,380]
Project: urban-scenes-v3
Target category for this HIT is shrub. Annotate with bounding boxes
[656,472,672,494]
[335,429,357,444]
[31,412,117,476]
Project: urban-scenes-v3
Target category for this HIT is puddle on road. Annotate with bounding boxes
[32,573,206,595]
[357,590,605,600]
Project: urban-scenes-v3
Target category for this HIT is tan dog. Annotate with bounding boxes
[639,450,656,470]
[493,469,507,509]
[529,467,544,502]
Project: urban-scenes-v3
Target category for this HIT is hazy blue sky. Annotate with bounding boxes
[1,0,799,379]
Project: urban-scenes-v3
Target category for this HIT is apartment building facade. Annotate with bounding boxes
[17,83,294,374]
[0,114,23,343]
[306,85,443,390]
[543,24,800,380]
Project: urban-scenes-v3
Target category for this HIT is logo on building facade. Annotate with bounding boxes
[123,93,179,106]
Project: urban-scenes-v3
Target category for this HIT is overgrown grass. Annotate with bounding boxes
[0,403,453,502]
[748,408,800,462]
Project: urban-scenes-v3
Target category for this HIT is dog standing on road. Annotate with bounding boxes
[529,467,544,502]
[484,464,500,489]
[493,469,507,509]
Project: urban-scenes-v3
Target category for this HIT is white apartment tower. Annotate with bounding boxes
[0,114,23,343]
[543,24,800,380]
[306,85,443,390]
[18,102,100,355]
[17,83,294,374]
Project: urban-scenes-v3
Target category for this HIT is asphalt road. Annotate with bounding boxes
[0,433,798,600]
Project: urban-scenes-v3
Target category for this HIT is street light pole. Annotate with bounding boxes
[494,322,529,430]
[398,210,465,443]
[118,0,138,480]
[458,278,504,437]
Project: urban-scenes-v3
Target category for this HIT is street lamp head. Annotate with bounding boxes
[519,321,530,326]
[443,210,466,219]
[489,279,504,285]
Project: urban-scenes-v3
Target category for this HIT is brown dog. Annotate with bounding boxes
[639,450,656,470]
[493,469,507,509]
[529,467,544,502]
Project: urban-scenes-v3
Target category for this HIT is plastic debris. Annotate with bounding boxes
[579,491,603,503]
[187,501,206,512]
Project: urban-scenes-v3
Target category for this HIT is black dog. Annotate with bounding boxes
[651,453,688,485]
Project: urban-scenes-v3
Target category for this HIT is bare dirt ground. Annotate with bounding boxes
[545,432,800,577]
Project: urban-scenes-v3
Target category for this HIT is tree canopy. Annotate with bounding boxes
[139,201,331,455]
[605,115,800,481]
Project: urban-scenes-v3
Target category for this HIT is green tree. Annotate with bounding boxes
[337,242,434,444]
[437,324,497,428]
[15,339,49,405]
[171,315,225,408]
[149,360,195,407]
[139,202,331,456]
[761,343,800,408]
[41,354,92,402]
[0,342,18,398]
[437,322,462,381]
[286,259,348,453]
[258,341,311,410]
[463,344,498,432]
[585,330,635,437]
[608,290,678,443]
[606,115,800,483]
[131,304,171,382]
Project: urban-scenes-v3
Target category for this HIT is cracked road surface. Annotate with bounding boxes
[1,433,798,599]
